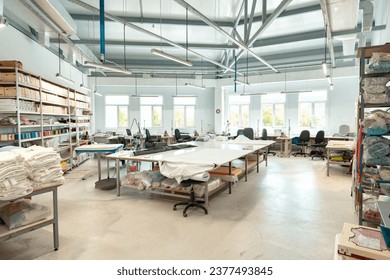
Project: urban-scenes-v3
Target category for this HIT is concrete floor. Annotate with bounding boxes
[0,155,357,260]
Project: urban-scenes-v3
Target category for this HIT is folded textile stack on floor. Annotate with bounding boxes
[0,151,33,200]
[12,146,64,189]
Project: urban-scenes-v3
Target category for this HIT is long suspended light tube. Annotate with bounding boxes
[94,90,102,97]
[185,83,205,90]
[151,49,193,67]
[84,61,132,75]
[322,61,327,75]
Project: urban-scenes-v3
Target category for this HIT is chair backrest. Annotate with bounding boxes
[261,128,267,140]
[299,130,310,142]
[126,128,131,136]
[236,129,244,136]
[243,127,254,140]
[314,130,325,144]
[174,129,181,141]
[145,129,151,141]
[339,124,350,135]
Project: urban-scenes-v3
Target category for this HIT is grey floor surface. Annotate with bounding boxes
[0,155,357,260]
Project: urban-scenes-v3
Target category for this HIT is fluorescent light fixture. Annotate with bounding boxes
[235,79,250,86]
[173,95,197,97]
[240,93,268,96]
[94,91,102,97]
[84,61,132,75]
[56,73,74,84]
[131,95,159,98]
[35,0,77,35]
[151,48,193,67]
[0,15,8,28]
[281,90,312,94]
[80,84,91,91]
[322,61,327,75]
[185,83,206,90]
[330,83,334,91]
[326,75,332,84]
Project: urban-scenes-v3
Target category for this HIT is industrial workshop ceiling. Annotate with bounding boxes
[2,0,389,79]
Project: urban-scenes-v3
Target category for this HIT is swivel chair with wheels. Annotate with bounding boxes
[174,129,193,143]
[144,129,161,149]
[243,127,254,140]
[261,128,276,156]
[310,130,327,160]
[293,130,310,157]
[173,173,209,217]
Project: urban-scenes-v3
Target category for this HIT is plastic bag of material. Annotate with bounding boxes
[362,113,389,135]
[379,166,390,180]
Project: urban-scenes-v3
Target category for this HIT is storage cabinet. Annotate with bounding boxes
[355,44,390,225]
[0,67,92,171]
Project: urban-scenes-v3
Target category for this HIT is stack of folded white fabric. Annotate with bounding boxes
[12,146,65,189]
[0,151,32,200]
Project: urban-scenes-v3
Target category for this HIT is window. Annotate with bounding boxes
[140,96,163,127]
[261,94,285,127]
[105,96,129,128]
[298,91,327,128]
[228,95,250,128]
[174,97,196,127]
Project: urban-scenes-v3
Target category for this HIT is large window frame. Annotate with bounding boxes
[261,94,286,128]
[173,97,196,128]
[140,96,163,128]
[228,95,250,130]
[104,96,129,129]
[298,91,327,128]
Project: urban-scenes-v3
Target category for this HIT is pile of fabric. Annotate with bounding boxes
[362,77,390,104]
[361,110,390,135]
[367,52,390,74]
[12,146,65,189]
[0,146,64,201]
[362,136,390,166]
[0,151,33,201]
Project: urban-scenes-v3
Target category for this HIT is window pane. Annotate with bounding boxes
[174,97,196,105]
[118,106,128,127]
[105,106,117,127]
[140,96,163,105]
[174,106,185,127]
[262,104,273,126]
[152,106,162,126]
[186,106,195,127]
[105,96,129,105]
[262,93,286,103]
[274,104,285,126]
[299,91,327,102]
[241,104,249,127]
[229,95,250,105]
[299,103,312,127]
[314,102,325,127]
[229,105,240,126]
[140,106,152,127]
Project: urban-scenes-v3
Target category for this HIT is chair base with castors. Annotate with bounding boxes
[173,181,208,217]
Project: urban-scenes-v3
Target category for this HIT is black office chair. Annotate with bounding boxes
[235,129,244,139]
[310,130,327,160]
[126,128,131,136]
[243,127,254,140]
[173,179,208,217]
[261,128,276,156]
[293,130,310,157]
[174,129,193,143]
[144,129,161,148]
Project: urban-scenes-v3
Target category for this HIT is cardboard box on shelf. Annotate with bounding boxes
[4,87,17,97]
[0,60,23,69]
[0,87,4,96]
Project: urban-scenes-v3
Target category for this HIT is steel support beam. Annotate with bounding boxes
[173,0,278,72]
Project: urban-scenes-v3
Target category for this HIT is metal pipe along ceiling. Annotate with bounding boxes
[99,0,105,61]
[66,0,239,74]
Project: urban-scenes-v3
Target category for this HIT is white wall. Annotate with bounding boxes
[0,26,88,91]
